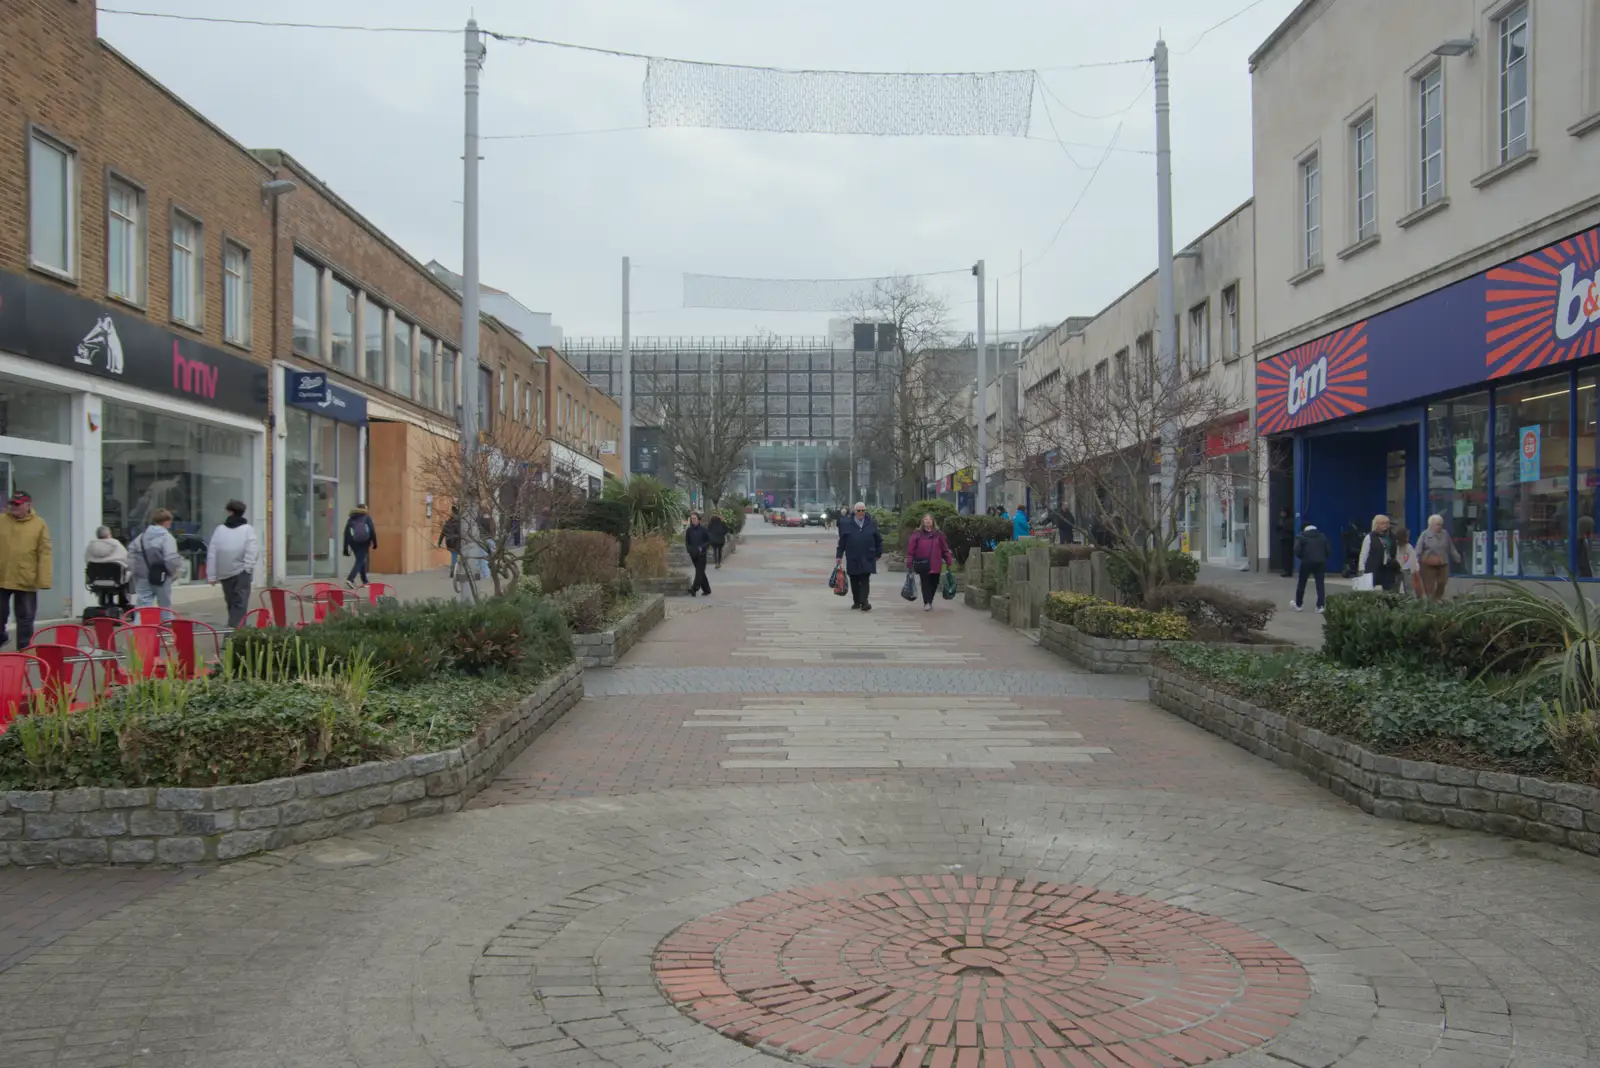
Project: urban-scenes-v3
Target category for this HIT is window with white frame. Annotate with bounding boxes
[1135,332,1154,384]
[1299,152,1322,271]
[222,241,250,346]
[170,211,202,327]
[363,300,387,387]
[1351,113,1376,242]
[1221,284,1240,362]
[537,389,545,431]
[1498,2,1530,162]
[1417,65,1444,205]
[29,131,75,276]
[292,255,321,357]
[106,178,143,303]
[1092,360,1108,393]
[1112,348,1129,394]
[498,366,506,413]
[1188,301,1211,374]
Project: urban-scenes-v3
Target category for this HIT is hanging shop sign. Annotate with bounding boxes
[1257,223,1600,434]
[0,269,268,417]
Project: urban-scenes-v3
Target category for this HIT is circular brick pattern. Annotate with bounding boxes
[654,874,1309,1067]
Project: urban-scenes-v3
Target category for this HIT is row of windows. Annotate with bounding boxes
[553,383,617,455]
[28,129,253,346]
[1296,2,1531,274]
[291,254,458,415]
[1063,282,1244,396]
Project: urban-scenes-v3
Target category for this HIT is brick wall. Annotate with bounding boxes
[0,0,275,365]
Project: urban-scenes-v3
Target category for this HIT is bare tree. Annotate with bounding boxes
[640,343,771,506]
[418,420,584,598]
[842,276,974,506]
[1022,354,1252,595]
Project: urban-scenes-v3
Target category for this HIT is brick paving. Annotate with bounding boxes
[0,524,1597,1067]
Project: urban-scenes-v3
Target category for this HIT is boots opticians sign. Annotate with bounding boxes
[0,270,267,417]
[1257,223,1600,434]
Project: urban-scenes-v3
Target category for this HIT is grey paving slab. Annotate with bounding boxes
[583,665,1152,697]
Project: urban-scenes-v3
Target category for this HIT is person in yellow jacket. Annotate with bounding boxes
[0,492,51,649]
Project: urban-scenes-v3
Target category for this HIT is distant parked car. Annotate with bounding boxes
[769,508,786,525]
[799,503,826,526]
[786,512,806,528]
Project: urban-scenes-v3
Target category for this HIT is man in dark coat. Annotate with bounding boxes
[1291,523,1333,613]
[684,512,713,596]
[706,512,729,569]
[834,501,882,611]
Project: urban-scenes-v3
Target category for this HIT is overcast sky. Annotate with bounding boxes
[101,0,1298,340]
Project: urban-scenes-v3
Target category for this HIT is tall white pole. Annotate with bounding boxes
[458,18,484,601]
[974,259,988,515]
[621,256,632,481]
[1155,38,1177,537]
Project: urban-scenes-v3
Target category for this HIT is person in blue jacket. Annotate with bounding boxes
[1011,505,1030,541]
[834,501,882,611]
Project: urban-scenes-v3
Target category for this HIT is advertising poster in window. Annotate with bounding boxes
[1519,426,1541,483]
[1453,439,1475,490]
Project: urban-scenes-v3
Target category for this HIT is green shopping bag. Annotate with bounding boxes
[940,569,957,600]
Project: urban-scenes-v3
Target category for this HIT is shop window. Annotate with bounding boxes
[392,317,413,398]
[329,278,356,373]
[1493,374,1570,577]
[418,336,436,409]
[1428,392,1491,576]
[100,403,252,583]
[1578,372,1600,577]
[292,256,320,357]
[0,379,72,444]
[363,300,387,387]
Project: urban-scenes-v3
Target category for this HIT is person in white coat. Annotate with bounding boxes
[206,499,259,628]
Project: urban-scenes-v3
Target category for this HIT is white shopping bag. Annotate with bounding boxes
[1350,573,1375,592]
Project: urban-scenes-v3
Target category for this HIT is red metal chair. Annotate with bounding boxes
[364,582,396,605]
[23,643,114,710]
[112,625,174,681]
[238,608,274,630]
[311,588,358,622]
[257,588,308,628]
[85,615,127,653]
[32,623,101,652]
[164,619,224,680]
[127,606,177,626]
[298,581,341,602]
[0,652,45,732]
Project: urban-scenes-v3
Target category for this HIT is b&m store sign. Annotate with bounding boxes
[1257,226,1600,435]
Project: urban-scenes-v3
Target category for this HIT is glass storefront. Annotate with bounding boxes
[1426,391,1490,577]
[100,403,253,582]
[1493,375,1570,577]
[283,405,364,577]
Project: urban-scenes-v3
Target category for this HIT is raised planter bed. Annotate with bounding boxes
[0,664,585,868]
[1040,617,1170,675]
[964,587,991,610]
[989,593,1010,623]
[639,574,690,597]
[1149,664,1600,857]
[571,595,664,668]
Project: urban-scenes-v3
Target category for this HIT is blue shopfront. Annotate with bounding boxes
[1258,225,1600,579]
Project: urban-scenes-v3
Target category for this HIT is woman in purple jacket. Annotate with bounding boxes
[905,513,955,611]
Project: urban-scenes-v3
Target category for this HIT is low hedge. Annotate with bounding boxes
[1105,549,1199,601]
[944,516,1012,564]
[899,499,958,533]
[1049,545,1095,566]
[1044,591,1102,625]
[1075,604,1192,641]
[524,529,623,596]
[1144,584,1274,640]
[1321,591,1547,678]
[1157,644,1563,777]
[552,582,610,634]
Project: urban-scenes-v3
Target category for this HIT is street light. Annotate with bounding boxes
[1432,35,1477,57]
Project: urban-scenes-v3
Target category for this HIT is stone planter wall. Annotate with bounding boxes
[570,595,665,668]
[639,574,690,597]
[1039,617,1172,675]
[965,587,991,610]
[0,664,585,867]
[989,593,1010,623]
[1149,665,1600,857]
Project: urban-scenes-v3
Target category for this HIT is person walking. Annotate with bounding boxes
[0,493,51,649]
[1358,514,1402,592]
[905,513,954,611]
[1393,525,1421,598]
[1275,509,1296,577]
[438,506,462,577]
[835,502,882,611]
[707,511,728,569]
[343,504,378,588]
[684,512,712,596]
[206,500,259,628]
[1011,506,1030,541]
[130,508,181,610]
[1415,514,1462,601]
[1289,522,1332,613]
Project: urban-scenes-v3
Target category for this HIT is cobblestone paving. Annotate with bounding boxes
[0,526,1597,1067]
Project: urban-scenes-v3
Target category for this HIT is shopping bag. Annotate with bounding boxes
[830,565,849,597]
[1350,573,1375,592]
[941,570,957,600]
[900,572,917,601]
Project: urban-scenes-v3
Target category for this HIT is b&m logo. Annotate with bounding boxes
[1285,356,1328,417]
[1486,227,1600,378]
[1255,322,1369,435]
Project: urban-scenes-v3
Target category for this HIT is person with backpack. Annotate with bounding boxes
[1290,522,1332,614]
[130,508,182,609]
[343,504,378,589]
[438,506,461,577]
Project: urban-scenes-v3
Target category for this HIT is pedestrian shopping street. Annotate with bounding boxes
[2,523,1598,1068]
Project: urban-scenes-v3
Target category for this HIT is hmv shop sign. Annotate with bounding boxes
[0,269,268,417]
